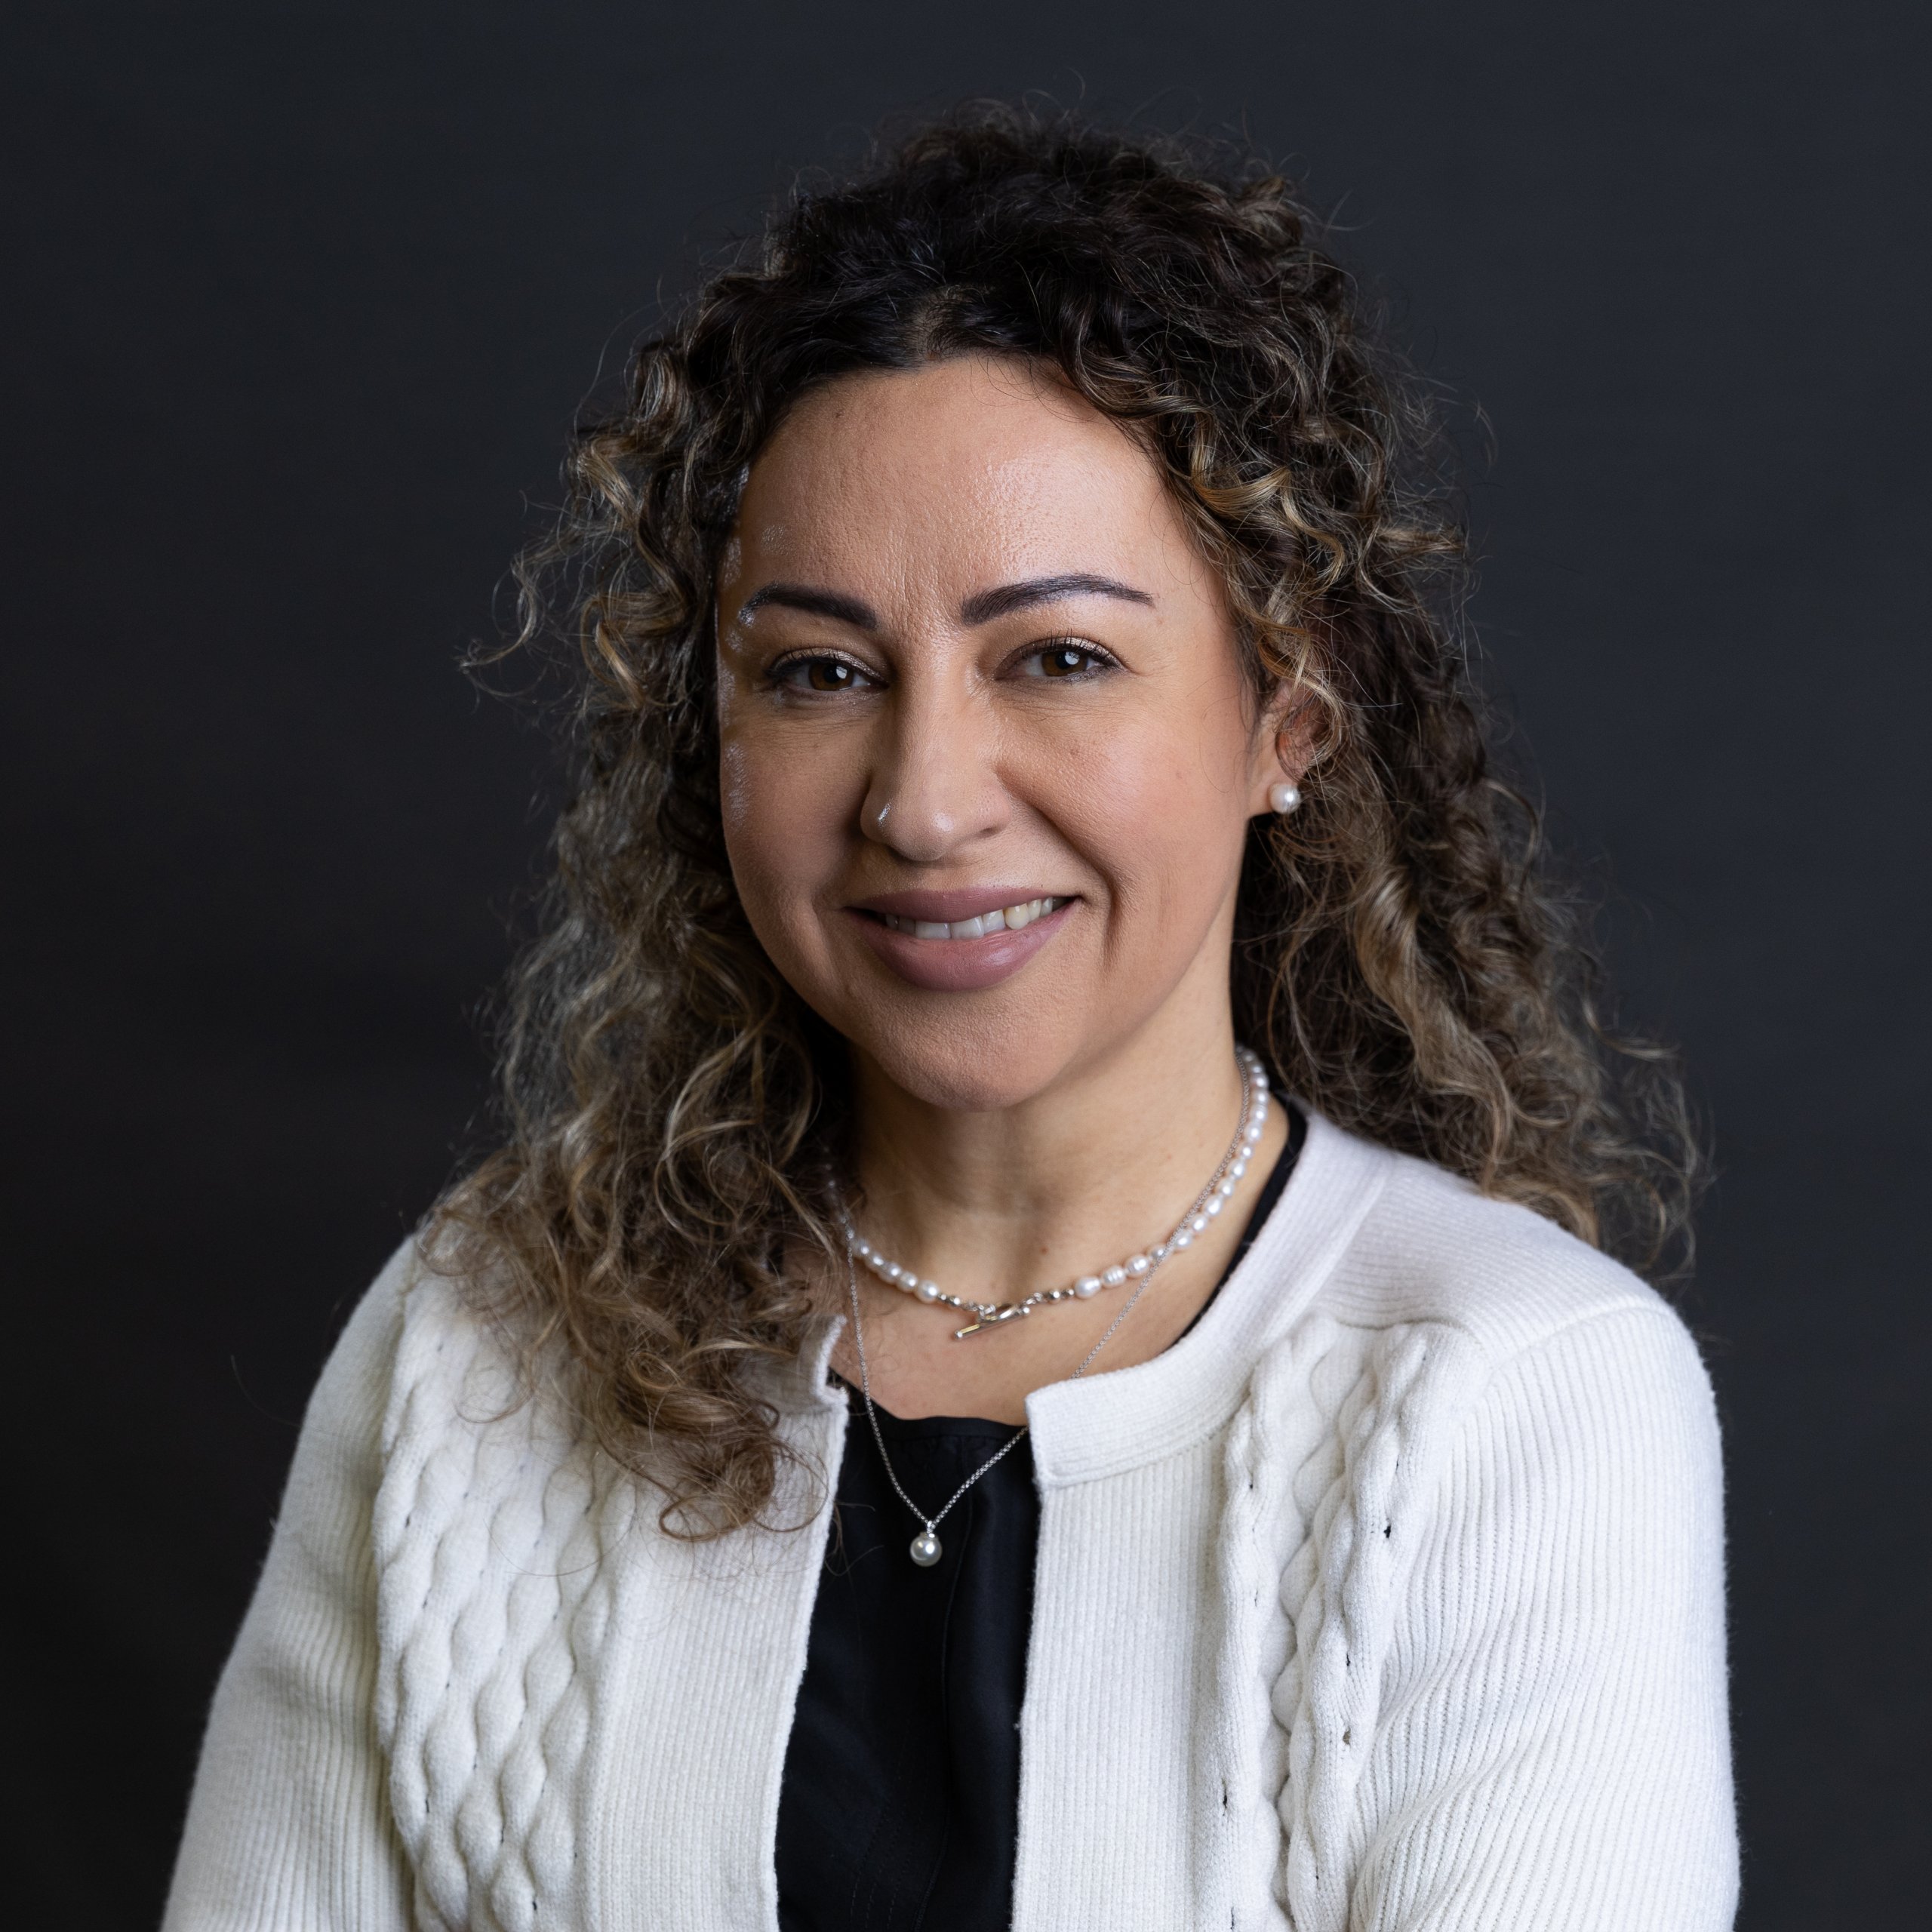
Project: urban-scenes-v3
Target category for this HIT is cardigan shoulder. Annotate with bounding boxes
[1303,1134,1695,1372]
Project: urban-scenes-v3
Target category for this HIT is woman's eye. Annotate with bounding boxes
[773,656,871,693]
[1026,642,1112,679]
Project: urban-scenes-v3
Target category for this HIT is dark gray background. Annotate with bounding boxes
[4,2,1925,1923]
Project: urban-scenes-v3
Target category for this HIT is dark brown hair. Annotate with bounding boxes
[433,103,1694,1534]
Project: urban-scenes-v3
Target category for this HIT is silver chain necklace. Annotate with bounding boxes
[842,1050,1269,1567]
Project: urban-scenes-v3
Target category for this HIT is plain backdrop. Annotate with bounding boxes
[3,2,1926,1923]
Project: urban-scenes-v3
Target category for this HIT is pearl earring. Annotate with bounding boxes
[1268,781,1302,815]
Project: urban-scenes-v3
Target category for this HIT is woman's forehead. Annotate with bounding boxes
[724,358,1202,619]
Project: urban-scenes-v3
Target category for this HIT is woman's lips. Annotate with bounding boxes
[847,897,1075,992]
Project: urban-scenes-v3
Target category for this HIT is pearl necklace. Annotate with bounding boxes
[844,1047,1271,1340]
[842,1049,1270,1567]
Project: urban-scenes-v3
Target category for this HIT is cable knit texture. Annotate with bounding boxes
[373,1292,629,1930]
[165,1116,1737,1930]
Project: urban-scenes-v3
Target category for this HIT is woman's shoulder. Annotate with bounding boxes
[1237,1124,1723,1570]
[303,1233,576,1479]
[1291,1118,1703,1386]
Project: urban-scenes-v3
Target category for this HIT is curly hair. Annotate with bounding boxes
[432,103,1694,1537]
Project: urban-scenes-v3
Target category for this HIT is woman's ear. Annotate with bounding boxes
[1246,680,1319,817]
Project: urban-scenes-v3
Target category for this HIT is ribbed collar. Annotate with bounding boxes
[1026,1113,1391,1486]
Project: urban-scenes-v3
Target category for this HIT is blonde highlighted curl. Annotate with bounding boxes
[432,105,1696,1536]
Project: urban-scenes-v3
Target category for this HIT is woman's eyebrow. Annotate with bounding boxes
[958,573,1155,625]
[735,572,1153,631]
[737,583,880,629]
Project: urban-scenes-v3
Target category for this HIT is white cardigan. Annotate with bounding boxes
[165,1116,1737,1930]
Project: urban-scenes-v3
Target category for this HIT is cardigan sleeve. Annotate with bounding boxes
[1345,1303,1737,1931]
[162,1251,415,1932]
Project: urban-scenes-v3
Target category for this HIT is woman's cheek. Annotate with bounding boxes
[722,726,857,966]
[719,736,828,944]
[1046,713,1244,928]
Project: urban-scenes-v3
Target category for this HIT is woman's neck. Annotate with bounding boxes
[852,1023,1247,1281]
[829,1001,1287,1423]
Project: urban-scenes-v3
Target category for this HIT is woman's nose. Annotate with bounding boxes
[860,685,1008,863]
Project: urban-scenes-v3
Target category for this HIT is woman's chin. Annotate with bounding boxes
[837,1005,1094,1115]
[857,1050,1066,1115]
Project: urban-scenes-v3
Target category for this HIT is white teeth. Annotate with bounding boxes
[879,896,1064,940]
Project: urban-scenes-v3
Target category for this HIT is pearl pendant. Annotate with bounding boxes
[909,1528,943,1567]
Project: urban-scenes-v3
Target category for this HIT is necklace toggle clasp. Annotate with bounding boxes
[953,1303,1032,1340]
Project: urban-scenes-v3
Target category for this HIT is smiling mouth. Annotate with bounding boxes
[870,896,1070,940]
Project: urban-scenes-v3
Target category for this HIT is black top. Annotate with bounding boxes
[774,1109,1306,1932]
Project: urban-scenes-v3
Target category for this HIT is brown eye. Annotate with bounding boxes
[774,655,870,693]
[1038,645,1095,678]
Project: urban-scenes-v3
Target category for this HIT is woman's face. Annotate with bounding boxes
[715,354,1285,1112]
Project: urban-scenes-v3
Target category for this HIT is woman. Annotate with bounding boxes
[165,109,1737,1930]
